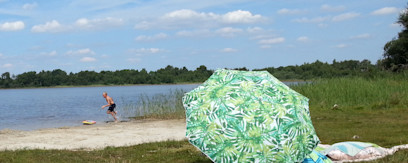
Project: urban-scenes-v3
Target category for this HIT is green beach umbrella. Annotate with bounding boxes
[182,69,320,162]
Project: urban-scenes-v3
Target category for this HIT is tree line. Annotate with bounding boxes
[0,59,395,88]
[0,65,212,88]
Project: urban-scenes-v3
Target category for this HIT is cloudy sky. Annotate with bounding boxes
[0,0,406,74]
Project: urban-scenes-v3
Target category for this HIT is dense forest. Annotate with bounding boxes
[0,59,395,88]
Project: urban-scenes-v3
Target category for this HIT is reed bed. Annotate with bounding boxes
[291,77,408,147]
[122,89,186,119]
[291,77,408,110]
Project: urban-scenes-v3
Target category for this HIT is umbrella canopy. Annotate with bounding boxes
[182,69,320,162]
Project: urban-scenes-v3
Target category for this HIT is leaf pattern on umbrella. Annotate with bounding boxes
[183,69,320,163]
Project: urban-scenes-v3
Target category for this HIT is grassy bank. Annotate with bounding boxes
[1,77,407,162]
[0,140,407,163]
[291,77,408,147]
[0,140,211,163]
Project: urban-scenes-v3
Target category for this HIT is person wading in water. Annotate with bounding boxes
[101,92,118,123]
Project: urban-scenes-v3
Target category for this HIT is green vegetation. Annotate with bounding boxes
[122,89,186,119]
[0,140,407,163]
[291,77,408,147]
[0,59,396,89]
[1,76,408,162]
[0,65,213,88]
[381,4,408,72]
[0,140,211,163]
[292,76,408,112]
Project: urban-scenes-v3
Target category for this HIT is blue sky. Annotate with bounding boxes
[0,0,406,75]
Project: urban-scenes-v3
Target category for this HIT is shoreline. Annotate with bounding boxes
[0,80,310,90]
[0,119,186,151]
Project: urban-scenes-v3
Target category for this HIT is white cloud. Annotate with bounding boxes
[221,48,238,53]
[66,48,95,55]
[321,4,346,12]
[31,17,123,33]
[136,9,264,29]
[0,21,25,31]
[129,48,162,54]
[294,12,359,23]
[134,21,150,30]
[297,36,309,42]
[260,45,272,49]
[293,16,330,23]
[246,27,263,33]
[277,8,305,15]
[135,33,168,41]
[335,44,347,48]
[41,50,58,56]
[80,57,96,62]
[215,27,243,37]
[31,20,64,33]
[371,7,399,15]
[176,29,213,37]
[2,63,13,68]
[127,58,141,63]
[259,37,285,44]
[162,9,263,24]
[251,34,277,40]
[222,10,263,24]
[75,17,124,29]
[332,12,360,22]
[318,23,328,28]
[22,3,38,10]
[49,50,57,56]
[163,9,209,19]
[350,33,371,39]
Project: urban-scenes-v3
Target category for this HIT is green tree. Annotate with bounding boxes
[382,5,408,71]
[0,72,13,88]
[16,71,37,87]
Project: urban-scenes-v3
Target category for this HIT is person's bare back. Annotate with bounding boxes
[105,95,114,105]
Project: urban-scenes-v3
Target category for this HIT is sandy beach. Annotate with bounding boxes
[0,119,186,151]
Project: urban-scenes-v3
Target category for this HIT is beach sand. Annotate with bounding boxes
[0,119,186,151]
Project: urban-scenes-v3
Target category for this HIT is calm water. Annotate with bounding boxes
[0,82,302,131]
[0,84,199,131]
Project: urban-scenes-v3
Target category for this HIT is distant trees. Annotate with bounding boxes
[254,59,379,80]
[382,4,408,71]
[0,59,388,89]
[0,65,213,88]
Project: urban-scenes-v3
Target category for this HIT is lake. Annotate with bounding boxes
[0,82,302,131]
[0,84,199,131]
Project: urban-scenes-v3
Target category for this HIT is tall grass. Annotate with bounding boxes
[291,77,408,110]
[122,89,186,119]
[290,77,408,147]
